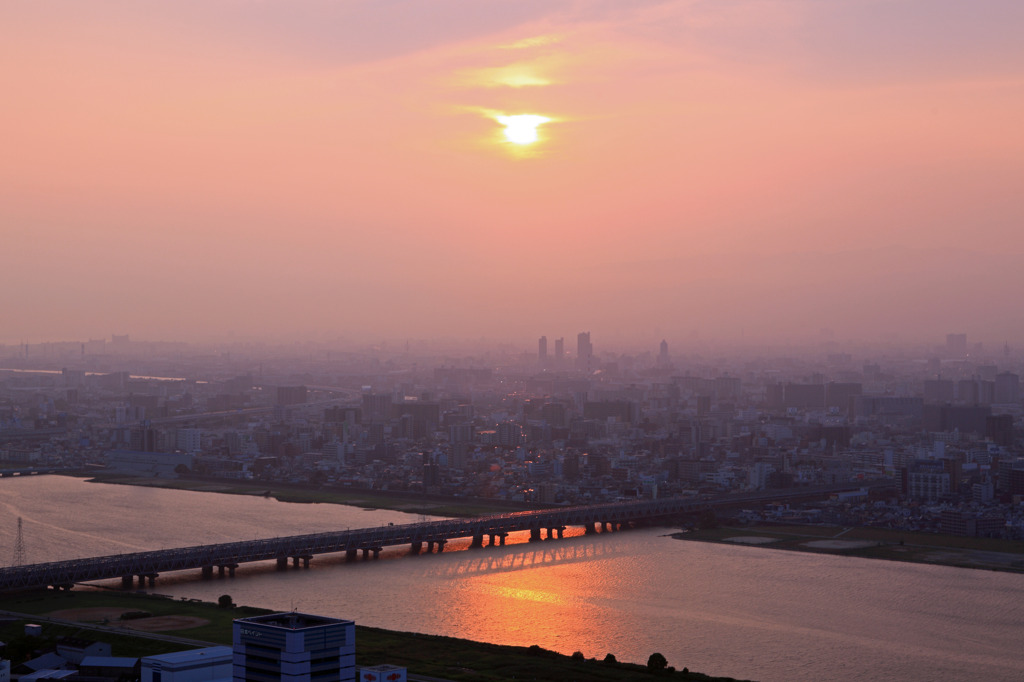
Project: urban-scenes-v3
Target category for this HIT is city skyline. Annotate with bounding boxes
[3,1,1023,345]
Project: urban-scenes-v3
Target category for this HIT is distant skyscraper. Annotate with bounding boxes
[577,331,592,360]
[657,339,670,368]
[554,338,564,362]
[538,336,547,364]
[576,332,594,371]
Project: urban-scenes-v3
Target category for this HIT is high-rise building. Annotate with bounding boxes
[233,612,356,682]
[577,331,592,359]
[576,332,594,371]
[657,339,670,368]
[361,393,392,422]
[946,333,967,354]
[538,336,547,364]
[554,338,564,362]
[175,428,202,454]
[994,372,1019,404]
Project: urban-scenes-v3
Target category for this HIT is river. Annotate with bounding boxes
[1,476,1022,681]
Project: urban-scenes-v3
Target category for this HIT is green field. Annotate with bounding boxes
[0,590,744,681]
[676,524,1024,572]
[85,473,523,518]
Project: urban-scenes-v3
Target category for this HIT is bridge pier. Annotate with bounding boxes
[411,541,422,554]
[277,557,288,570]
[470,533,484,548]
[0,490,890,591]
[436,539,446,553]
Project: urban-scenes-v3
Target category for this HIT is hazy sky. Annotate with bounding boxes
[3,1,1023,347]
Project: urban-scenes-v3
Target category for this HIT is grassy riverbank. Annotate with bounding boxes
[0,590,743,681]
[675,524,1024,573]
[82,473,525,517]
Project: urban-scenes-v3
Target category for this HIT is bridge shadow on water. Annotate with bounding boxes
[96,525,655,591]
[413,531,642,580]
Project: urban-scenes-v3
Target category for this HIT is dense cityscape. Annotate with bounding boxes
[5,0,1024,678]
[3,332,1024,543]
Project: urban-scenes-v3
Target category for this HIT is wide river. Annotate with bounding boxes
[1,477,1022,681]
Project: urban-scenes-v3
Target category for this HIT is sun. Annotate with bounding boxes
[496,114,550,145]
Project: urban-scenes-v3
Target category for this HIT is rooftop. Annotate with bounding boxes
[143,646,232,664]
[235,612,351,630]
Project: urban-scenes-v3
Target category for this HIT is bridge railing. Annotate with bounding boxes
[0,481,892,590]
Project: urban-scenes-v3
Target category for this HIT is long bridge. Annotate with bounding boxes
[0,482,890,592]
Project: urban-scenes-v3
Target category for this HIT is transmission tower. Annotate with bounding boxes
[12,517,26,566]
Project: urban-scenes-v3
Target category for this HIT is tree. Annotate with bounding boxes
[698,508,718,529]
[217,594,234,608]
[647,652,668,672]
[571,651,585,662]
[603,653,617,665]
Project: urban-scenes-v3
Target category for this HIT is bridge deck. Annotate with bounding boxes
[0,483,889,591]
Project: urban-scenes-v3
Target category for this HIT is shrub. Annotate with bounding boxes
[647,652,668,671]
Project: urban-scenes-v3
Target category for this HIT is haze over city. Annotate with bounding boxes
[3,0,1023,346]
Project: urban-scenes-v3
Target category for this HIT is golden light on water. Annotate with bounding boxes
[491,585,568,605]
[496,114,551,145]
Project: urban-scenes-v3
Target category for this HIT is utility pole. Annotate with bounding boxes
[12,517,26,566]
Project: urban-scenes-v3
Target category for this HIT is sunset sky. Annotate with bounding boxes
[3,1,1023,347]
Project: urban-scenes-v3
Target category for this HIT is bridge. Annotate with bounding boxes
[0,482,891,592]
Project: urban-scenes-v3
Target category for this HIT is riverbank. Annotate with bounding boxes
[82,472,536,518]
[0,590,743,681]
[674,524,1024,573]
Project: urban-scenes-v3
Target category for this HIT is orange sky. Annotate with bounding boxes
[3,1,1023,347]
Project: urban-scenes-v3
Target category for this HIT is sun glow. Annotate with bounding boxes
[496,114,551,145]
